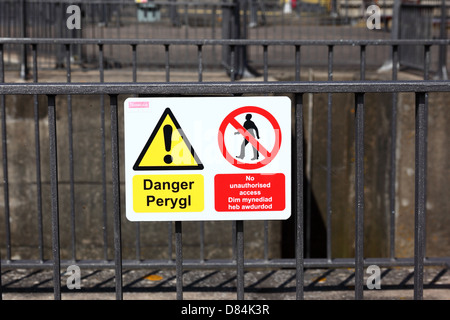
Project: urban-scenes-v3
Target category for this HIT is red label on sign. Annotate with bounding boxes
[214,173,285,212]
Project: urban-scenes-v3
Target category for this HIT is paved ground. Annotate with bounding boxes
[2,266,449,300]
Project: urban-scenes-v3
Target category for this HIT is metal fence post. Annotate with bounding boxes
[110,94,123,300]
[438,0,448,79]
[20,0,29,79]
[48,94,61,300]
[354,92,365,300]
[414,91,428,300]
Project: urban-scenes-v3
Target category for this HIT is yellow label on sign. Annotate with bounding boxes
[133,174,204,212]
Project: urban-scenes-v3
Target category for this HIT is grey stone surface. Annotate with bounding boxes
[1,266,449,300]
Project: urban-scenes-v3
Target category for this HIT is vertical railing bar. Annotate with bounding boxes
[32,43,44,262]
[110,94,123,300]
[424,44,430,81]
[165,44,170,82]
[132,44,137,83]
[390,45,399,260]
[99,44,104,83]
[326,45,333,262]
[230,45,236,82]
[66,43,76,262]
[305,69,313,259]
[0,17,6,299]
[263,221,269,261]
[295,45,301,81]
[295,93,305,300]
[135,223,141,261]
[354,92,365,300]
[198,44,203,83]
[414,91,427,300]
[232,221,236,260]
[360,45,366,80]
[262,45,269,263]
[236,220,244,300]
[200,221,205,262]
[99,44,108,261]
[416,45,430,299]
[175,221,183,300]
[131,44,141,260]
[168,222,173,261]
[48,94,61,300]
[0,43,11,262]
[263,44,268,82]
[422,44,430,262]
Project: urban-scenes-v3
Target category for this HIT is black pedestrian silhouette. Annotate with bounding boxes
[235,114,260,160]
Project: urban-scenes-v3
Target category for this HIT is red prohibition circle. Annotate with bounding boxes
[218,106,282,170]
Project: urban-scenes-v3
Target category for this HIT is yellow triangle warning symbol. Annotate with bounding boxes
[133,108,204,171]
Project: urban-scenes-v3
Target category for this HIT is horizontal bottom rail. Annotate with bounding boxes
[2,257,450,270]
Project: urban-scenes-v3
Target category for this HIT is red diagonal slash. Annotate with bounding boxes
[229,117,270,158]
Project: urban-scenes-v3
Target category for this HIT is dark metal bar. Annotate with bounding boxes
[132,43,141,261]
[110,94,123,300]
[132,44,137,83]
[99,44,108,261]
[295,93,304,300]
[354,92,365,300]
[20,0,28,79]
[438,0,448,80]
[48,94,61,300]
[263,44,268,82]
[66,44,76,262]
[230,45,236,82]
[326,45,333,262]
[32,43,44,261]
[197,45,203,83]
[414,92,428,300]
[136,223,141,261]
[263,221,269,261]
[1,81,450,95]
[232,221,236,260]
[424,45,431,81]
[200,222,205,262]
[0,42,4,300]
[236,220,244,300]
[390,45,399,260]
[176,221,183,300]
[294,45,300,81]
[2,256,450,270]
[0,43,11,262]
[2,38,450,46]
[165,44,170,82]
[168,222,173,261]
[360,45,366,80]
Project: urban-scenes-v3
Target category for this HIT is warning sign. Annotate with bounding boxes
[133,108,203,170]
[124,96,291,222]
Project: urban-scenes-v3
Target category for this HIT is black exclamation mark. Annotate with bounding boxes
[163,124,173,164]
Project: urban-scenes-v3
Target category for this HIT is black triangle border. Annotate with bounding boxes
[133,108,204,171]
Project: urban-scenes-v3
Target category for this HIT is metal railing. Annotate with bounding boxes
[0,38,449,300]
[1,1,448,76]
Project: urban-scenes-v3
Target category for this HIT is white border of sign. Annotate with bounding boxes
[124,96,292,221]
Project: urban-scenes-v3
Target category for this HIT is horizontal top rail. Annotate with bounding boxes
[0,81,449,95]
[1,38,450,46]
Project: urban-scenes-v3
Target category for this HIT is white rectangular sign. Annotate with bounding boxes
[124,96,292,221]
